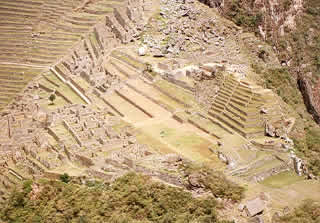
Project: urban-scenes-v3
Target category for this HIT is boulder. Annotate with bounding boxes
[188,173,204,188]
[138,46,146,56]
[265,123,275,137]
[244,197,265,217]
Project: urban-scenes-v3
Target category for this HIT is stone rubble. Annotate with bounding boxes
[140,0,226,57]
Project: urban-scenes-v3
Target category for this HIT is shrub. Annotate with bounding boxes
[182,164,245,202]
[0,173,234,223]
[60,173,71,183]
[279,200,320,223]
[49,93,56,104]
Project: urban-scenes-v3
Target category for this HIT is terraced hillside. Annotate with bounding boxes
[1,0,320,222]
[0,0,143,110]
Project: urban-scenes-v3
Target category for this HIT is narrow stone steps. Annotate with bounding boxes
[204,114,234,135]
[208,110,264,138]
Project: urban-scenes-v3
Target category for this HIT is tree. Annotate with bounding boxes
[60,173,71,183]
[49,93,56,105]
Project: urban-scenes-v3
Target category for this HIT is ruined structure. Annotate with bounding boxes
[0,1,317,222]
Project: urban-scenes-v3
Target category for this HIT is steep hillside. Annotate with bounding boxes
[0,173,234,223]
[199,0,320,177]
[206,0,320,123]
[0,0,320,222]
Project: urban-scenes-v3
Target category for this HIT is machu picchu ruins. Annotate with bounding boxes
[0,0,320,222]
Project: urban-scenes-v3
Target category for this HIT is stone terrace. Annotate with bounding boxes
[0,0,144,110]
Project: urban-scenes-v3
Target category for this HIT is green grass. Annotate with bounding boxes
[155,80,197,106]
[260,171,304,188]
[279,200,320,223]
[243,158,282,177]
[44,73,86,105]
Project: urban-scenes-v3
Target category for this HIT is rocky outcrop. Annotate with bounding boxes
[199,0,320,125]
[198,0,223,8]
[200,0,304,40]
[298,77,320,124]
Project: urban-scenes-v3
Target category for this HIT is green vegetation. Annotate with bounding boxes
[60,173,71,183]
[279,200,320,223]
[1,173,234,223]
[183,164,245,202]
[304,128,320,176]
[49,93,56,105]
[250,65,320,177]
[260,171,304,188]
[251,65,302,107]
[224,0,263,29]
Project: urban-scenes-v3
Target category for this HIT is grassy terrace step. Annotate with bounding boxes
[0,74,24,81]
[115,90,153,118]
[125,82,174,113]
[89,33,102,57]
[224,82,253,95]
[221,109,263,129]
[50,124,77,146]
[28,40,76,48]
[225,105,260,122]
[213,97,227,108]
[208,110,264,138]
[87,36,100,59]
[0,88,20,94]
[0,4,42,13]
[232,92,252,103]
[49,22,90,33]
[0,15,38,23]
[228,101,261,116]
[0,52,59,61]
[43,71,85,104]
[241,158,284,178]
[35,35,80,42]
[105,61,129,79]
[188,114,224,139]
[0,42,73,53]
[65,13,102,22]
[0,6,40,15]
[105,93,150,122]
[203,113,234,135]
[173,111,190,123]
[0,27,31,33]
[0,85,22,91]
[109,58,139,78]
[111,51,146,71]
[154,79,196,108]
[219,86,233,95]
[128,78,184,112]
[0,2,42,10]
[229,96,262,108]
[0,0,43,6]
[211,104,224,114]
[217,91,232,101]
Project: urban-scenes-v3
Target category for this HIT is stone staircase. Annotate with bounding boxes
[208,75,265,138]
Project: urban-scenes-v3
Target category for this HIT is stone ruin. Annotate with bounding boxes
[0,1,315,213]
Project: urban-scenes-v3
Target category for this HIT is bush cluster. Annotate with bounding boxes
[279,200,320,223]
[1,173,234,223]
